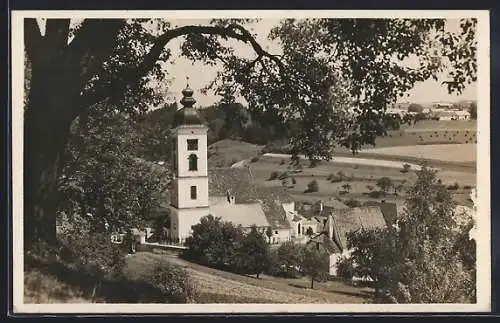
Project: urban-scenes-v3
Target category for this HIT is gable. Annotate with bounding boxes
[332,206,387,251]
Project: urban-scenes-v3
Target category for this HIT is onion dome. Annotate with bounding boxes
[173,79,203,127]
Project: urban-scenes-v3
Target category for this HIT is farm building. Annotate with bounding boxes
[323,206,388,276]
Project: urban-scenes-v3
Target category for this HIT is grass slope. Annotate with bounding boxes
[125,251,373,304]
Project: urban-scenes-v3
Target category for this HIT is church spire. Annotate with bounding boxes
[180,76,196,108]
[173,76,203,127]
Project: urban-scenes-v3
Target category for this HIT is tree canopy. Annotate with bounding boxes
[24,17,477,246]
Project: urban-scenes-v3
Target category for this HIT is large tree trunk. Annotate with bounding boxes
[24,58,76,248]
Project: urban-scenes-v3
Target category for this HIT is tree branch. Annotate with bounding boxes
[77,22,285,111]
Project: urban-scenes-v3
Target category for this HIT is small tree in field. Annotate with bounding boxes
[376,177,393,195]
[301,244,330,289]
[234,226,271,278]
[184,214,244,270]
[341,183,352,194]
[305,180,319,193]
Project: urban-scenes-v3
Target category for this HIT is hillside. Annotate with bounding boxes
[124,251,372,304]
[208,139,264,168]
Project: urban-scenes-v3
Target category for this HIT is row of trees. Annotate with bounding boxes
[183,215,329,288]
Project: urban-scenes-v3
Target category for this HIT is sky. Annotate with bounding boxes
[36,18,478,107]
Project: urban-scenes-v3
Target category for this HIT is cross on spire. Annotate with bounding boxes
[186,76,190,87]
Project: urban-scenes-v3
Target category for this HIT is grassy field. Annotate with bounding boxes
[208,139,264,168]
[125,251,373,304]
[361,144,476,163]
[371,120,477,149]
[248,155,475,207]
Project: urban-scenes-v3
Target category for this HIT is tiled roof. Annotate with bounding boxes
[331,206,387,251]
[160,166,293,229]
[378,202,398,226]
[209,201,269,228]
[208,167,256,203]
[254,185,295,204]
[323,198,349,210]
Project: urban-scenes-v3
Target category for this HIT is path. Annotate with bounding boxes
[262,153,425,171]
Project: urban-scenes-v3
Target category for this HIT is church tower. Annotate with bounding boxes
[169,80,210,243]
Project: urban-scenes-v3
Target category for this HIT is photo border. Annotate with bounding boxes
[7,2,496,317]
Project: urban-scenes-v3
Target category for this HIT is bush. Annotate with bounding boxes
[447,182,460,190]
[268,171,279,181]
[369,190,383,198]
[305,180,319,193]
[278,171,289,180]
[280,158,286,165]
[148,262,198,303]
[336,257,355,281]
[344,198,362,208]
[250,155,260,163]
[291,177,297,184]
[401,163,411,173]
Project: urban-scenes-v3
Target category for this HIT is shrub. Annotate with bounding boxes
[305,180,319,193]
[336,257,355,281]
[463,185,473,190]
[280,158,286,165]
[330,176,343,183]
[344,198,362,208]
[291,177,297,184]
[268,171,279,181]
[148,262,199,303]
[57,232,127,300]
[278,171,289,180]
[447,182,460,190]
[327,174,334,181]
[401,163,411,173]
[369,190,383,198]
[250,155,260,163]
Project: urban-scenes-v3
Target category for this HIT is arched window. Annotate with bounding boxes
[188,154,198,171]
[298,223,301,234]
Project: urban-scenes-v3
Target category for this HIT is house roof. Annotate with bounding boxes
[331,206,387,251]
[378,202,398,226]
[323,198,350,210]
[209,201,270,228]
[307,232,342,254]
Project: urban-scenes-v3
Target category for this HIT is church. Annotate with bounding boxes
[167,82,295,244]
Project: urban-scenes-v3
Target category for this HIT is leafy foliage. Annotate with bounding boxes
[270,241,304,278]
[376,177,393,194]
[305,179,319,193]
[301,244,330,289]
[148,261,199,303]
[184,215,271,278]
[233,226,271,278]
[347,166,476,303]
[59,104,170,234]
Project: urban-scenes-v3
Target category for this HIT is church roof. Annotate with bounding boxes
[208,167,256,203]
[209,201,269,228]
